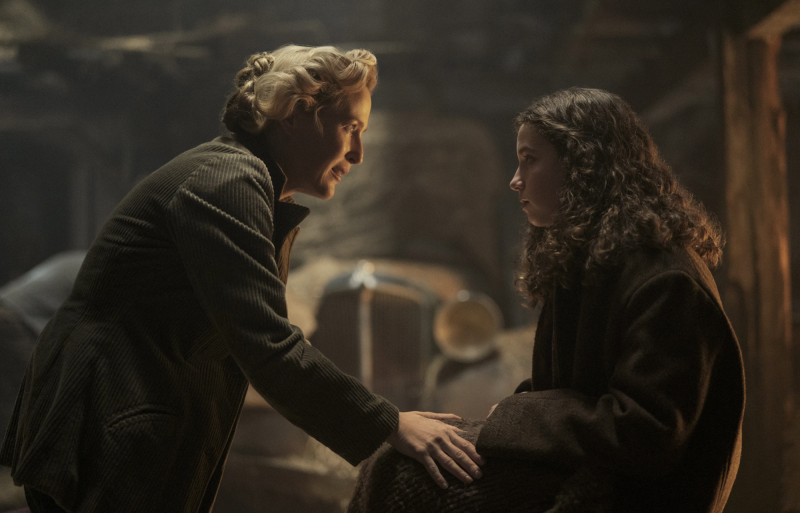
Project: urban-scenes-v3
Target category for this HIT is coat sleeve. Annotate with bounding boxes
[165,154,398,465]
[476,269,732,478]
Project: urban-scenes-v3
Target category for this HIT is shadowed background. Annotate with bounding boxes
[1,1,800,511]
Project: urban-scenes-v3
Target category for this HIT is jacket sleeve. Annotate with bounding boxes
[165,154,398,465]
[476,269,732,478]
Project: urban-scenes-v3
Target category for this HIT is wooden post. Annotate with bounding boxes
[720,29,794,513]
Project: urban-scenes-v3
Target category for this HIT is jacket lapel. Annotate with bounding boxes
[273,200,308,284]
[532,298,555,391]
[551,282,582,388]
[213,134,310,282]
[273,200,309,256]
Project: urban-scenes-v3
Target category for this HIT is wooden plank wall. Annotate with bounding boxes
[719,1,800,510]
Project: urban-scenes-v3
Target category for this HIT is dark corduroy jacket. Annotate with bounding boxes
[476,247,745,513]
[1,136,399,513]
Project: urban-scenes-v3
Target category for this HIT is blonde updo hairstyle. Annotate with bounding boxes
[222,45,378,135]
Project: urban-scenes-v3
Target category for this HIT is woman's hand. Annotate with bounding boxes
[386,411,485,489]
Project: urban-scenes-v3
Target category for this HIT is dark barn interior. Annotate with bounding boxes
[1,0,800,511]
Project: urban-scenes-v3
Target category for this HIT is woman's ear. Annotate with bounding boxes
[280,106,317,137]
[278,111,297,135]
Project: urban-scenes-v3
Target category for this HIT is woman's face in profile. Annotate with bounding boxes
[281,86,371,200]
[510,124,565,227]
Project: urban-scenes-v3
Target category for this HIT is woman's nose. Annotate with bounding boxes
[346,135,364,165]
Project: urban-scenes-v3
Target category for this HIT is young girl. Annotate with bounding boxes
[349,88,744,513]
[477,87,744,512]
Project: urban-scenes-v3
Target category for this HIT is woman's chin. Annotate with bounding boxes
[299,184,336,200]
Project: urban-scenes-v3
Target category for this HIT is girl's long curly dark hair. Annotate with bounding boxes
[515,88,724,305]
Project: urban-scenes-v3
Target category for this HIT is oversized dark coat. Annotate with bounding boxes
[476,246,745,513]
[1,135,399,513]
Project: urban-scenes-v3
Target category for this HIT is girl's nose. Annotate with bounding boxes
[510,169,523,191]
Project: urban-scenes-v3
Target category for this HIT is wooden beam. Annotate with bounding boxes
[722,0,790,34]
[720,31,794,513]
[748,0,800,39]
[617,0,800,113]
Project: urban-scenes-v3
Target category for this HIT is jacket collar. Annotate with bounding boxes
[213,133,310,247]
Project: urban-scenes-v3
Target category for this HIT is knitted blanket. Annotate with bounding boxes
[348,420,614,513]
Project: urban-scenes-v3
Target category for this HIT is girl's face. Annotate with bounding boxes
[510,124,565,227]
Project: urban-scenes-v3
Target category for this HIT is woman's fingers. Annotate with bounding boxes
[386,411,485,488]
[420,453,449,489]
[447,429,486,467]
[414,411,461,421]
[427,441,474,486]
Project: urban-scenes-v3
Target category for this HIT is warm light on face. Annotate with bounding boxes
[509,124,565,227]
[283,87,372,200]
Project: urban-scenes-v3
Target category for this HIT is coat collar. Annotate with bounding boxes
[212,134,310,247]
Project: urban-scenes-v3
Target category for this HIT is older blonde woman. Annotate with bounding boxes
[1,45,483,513]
